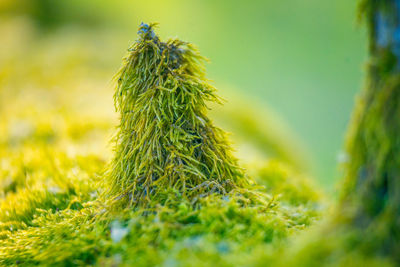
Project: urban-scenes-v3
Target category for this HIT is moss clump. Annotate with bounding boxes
[106,23,244,207]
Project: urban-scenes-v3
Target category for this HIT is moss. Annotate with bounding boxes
[0,160,321,266]
[338,0,400,261]
[0,23,323,266]
[105,23,245,207]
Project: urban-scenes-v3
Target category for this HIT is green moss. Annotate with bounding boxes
[337,0,400,261]
[0,23,323,266]
[0,159,321,266]
[105,23,245,207]
[249,160,322,206]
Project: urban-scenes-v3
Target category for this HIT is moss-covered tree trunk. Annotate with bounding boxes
[340,0,400,260]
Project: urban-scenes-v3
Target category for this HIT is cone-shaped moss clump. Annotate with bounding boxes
[106,23,244,206]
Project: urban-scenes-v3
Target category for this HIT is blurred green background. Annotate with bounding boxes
[0,0,367,191]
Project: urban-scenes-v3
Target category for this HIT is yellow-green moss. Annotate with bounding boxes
[104,24,244,208]
[0,23,323,266]
[338,0,400,261]
[104,23,245,208]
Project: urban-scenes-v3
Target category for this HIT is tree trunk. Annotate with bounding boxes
[340,0,400,259]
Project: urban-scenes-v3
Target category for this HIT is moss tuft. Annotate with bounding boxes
[105,23,245,207]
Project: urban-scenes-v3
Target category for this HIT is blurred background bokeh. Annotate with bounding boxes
[0,0,366,193]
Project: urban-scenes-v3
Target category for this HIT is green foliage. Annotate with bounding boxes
[0,156,322,266]
[105,23,244,207]
[0,23,323,266]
